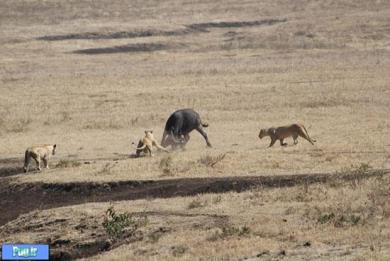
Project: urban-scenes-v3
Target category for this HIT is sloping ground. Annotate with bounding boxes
[0,157,23,178]
[1,173,389,260]
[1,208,226,260]
[0,169,388,226]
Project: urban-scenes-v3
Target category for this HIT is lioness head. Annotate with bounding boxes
[144,130,155,139]
[258,129,266,139]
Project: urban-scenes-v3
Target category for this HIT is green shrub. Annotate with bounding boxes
[102,206,147,239]
[207,225,251,241]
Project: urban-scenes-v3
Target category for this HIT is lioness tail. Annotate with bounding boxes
[301,125,316,144]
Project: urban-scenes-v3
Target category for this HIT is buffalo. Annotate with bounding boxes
[161,108,212,149]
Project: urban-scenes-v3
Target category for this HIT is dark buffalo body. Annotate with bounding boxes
[161,108,212,148]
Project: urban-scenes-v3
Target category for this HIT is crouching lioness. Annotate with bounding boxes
[259,124,316,147]
[23,144,57,172]
[136,130,169,157]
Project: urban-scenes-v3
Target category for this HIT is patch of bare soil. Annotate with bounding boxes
[187,18,287,31]
[0,167,388,227]
[73,42,183,55]
[37,18,287,41]
[37,29,184,41]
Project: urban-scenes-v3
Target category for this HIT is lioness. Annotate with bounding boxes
[136,130,169,157]
[23,144,57,172]
[259,124,316,147]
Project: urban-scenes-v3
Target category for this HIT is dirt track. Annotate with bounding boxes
[1,167,388,226]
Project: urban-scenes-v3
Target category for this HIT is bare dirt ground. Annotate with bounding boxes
[1,0,390,260]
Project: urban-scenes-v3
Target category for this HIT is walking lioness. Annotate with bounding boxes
[136,130,169,157]
[23,144,57,172]
[259,124,316,147]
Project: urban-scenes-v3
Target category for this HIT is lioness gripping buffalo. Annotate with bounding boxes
[136,130,169,157]
[161,108,212,149]
[23,144,57,172]
[259,124,316,147]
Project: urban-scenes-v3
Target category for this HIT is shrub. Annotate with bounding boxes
[317,212,361,227]
[207,225,251,241]
[102,205,147,239]
[339,162,373,175]
[171,245,188,257]
[318,213,335,224]
[187,197,206,209]
[55,160,81,168]
[198,153,226,168]
[159,156,174,176]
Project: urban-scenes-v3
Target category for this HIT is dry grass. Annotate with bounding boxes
[198,153,227,168]
[0,0,390,259]
[1,175,389,260]
[55,159,82,169]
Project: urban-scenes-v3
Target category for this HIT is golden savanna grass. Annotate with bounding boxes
[0,0,390,259]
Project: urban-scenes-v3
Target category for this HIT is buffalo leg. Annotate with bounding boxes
[196,127,212,147]
[180,134,190,150]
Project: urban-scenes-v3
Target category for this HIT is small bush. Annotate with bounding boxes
[147,227,171,243]
[318,213,335,224]
[354,163,372,174]
[317,212,361,227]
[338,163,373,188]
[334,214,361,227]
[339,162,373,175]
[97,163,114,175]
[207,225,251,241]
[188,197,207,209]
[159,156,194,177]
[159,156,174,176]
[212,195,222,204]
[102,205,147,240]
[171,245,188,257]
[198,153,226,168]
[55,159,81,168]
